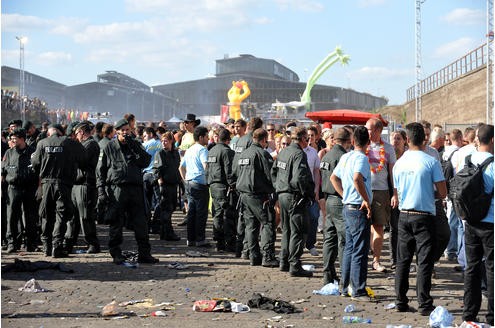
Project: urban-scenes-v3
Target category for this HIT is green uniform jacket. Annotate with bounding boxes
[75,137,100,186]
[152,148,181,185]
[232,132,253,180]
[206,142,235,186]
[31,135,86,187]
[234,142,274,195]
[320,143,347,196]
[1,145,37,187]
[96,138,151,188]
[272,142,314,199]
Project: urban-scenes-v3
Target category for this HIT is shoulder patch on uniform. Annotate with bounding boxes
[277,161,287,170]
[320,162,330,170]
[238,158,250,165]
[207,156,217,163]
[235,146,243,153]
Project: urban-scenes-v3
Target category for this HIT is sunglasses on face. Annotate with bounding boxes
[267,129,274,132]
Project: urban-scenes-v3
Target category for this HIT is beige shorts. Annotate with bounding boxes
[371,190,391,226]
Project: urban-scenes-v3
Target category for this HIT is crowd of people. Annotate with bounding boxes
[1,112,493,325]
[1,89,100,126]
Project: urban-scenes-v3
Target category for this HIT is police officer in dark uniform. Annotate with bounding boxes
[1,128,38,252]
[320,127,352,284]
[232,117,264,258]
[64,121,101,254]
[272,126,315,277]
[206,128,236,252]
[152,131,181,241]
[31,124,86,258]
[234,128,279,267]
[96,119,158,264]
[22,121,40,149]
[96,123,115,224]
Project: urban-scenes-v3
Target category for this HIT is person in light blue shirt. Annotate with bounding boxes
[393,122,447,317]
[330,126,372,301]
[463,123,494,326]
[393,150,444,216]
[179,126,210,247]
[332,149,372,207]
[142,127,164,233]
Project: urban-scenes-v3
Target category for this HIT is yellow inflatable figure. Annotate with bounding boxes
[227,80,250,121]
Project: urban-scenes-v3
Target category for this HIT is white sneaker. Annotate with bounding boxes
[309,247,319,256]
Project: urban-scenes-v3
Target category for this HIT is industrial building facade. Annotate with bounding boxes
[2,54,387,123]
[153,54,388,119]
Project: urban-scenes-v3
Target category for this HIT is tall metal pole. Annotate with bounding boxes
[488,0,494,124]
[415,0,425,122]
[15,36,26,122]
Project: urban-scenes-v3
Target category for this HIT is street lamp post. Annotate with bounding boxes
[15,36,27,122]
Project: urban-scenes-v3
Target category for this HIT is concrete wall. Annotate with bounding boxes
[403,65,490,125]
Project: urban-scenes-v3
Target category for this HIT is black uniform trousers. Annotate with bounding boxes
[107,184,151,258]
[241,193,276,262]
[463,221,494,325]
[322,195,346,284]
[159,183,178,239]
[278,193,308,271]
[395,212,435,312]
[433,199,450,262]
[39,182,74,250]
[234,191,249,256]
[65,184,99,249]
[210,183,236,250]
[6,184,38,249]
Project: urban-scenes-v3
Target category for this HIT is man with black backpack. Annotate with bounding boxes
[442,129,463,262]
[461,124,493,326]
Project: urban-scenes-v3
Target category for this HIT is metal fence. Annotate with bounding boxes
[407,44,487,102]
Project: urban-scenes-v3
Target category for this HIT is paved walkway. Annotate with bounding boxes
[1,211,485,328]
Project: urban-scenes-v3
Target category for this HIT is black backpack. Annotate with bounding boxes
[441,149,458,192]
[449,154,494,223]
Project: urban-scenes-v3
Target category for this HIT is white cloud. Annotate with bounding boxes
[37,52,72,65]
[432,37,478,60]
[2,13,88,37]
[357,0,386,9]
[1,13,52,31]
[348,66,412,80]
[74,21,158,44]
[441,8,484,26]
[1,49,18,63]
[50,17,89,36]
[274,0,324,12]
[255,16,272,25]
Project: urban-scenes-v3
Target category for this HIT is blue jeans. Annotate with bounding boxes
[305,201,320,250]
[185,181,209,243]
[341,205,370,297]
[446,200,464,257]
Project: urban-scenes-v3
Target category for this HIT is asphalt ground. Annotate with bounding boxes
[1,210,488,328]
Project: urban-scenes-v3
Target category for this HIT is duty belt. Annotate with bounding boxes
[400,209,432,216]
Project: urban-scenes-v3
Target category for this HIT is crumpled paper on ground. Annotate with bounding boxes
[18,278,46,293]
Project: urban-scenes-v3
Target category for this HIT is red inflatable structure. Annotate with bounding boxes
[305,109,388,128]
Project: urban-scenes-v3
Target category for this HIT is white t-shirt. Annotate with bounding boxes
[452,144,476,174]
[304,146,320,182]
[368,140,396,191]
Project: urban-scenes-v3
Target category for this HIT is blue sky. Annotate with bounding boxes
[1,0,486,105]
